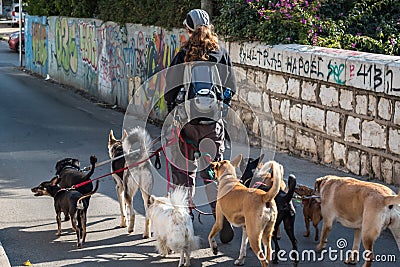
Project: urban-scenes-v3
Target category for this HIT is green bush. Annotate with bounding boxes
[215,0,400,55]
[25,0,400,55]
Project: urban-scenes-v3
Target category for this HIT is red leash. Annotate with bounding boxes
[71,146,164,190]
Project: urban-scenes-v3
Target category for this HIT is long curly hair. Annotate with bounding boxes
[183,25,219,62]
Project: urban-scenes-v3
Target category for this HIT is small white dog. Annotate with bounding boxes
[148,186,200,267]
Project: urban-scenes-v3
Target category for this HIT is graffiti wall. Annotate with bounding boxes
[25,16,48,76]
[25,15,187,112]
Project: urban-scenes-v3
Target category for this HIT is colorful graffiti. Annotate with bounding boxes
[79,21,97,70]
[55,18,78,74]
[31,23,48,67]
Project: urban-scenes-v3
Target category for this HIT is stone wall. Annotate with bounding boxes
[24,15,400,185]
[228,42,400,185]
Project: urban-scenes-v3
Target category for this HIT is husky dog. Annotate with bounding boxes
[148,187,200,267]
[108,127,154,238]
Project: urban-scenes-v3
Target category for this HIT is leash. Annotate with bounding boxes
[70,146,164,190]
[80,136,161,172]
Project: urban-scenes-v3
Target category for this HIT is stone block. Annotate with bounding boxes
[319,85,338,107]
[324,139,333,164]
[381,159,393,184]
[360,153,371,177]
[326,111,341,137]
[263,93,271,113]
[368,95,377,117]
[389,128,400,155]
[347,150,360,175]
[287,78,300,98]
[267,74,287,94]
[248,91,262,109]
[285,127,295,149]
[333,142,346,166]
[271,98,281,116]
[371,155,381,179]
[344,116,361,143]
[394,162,400,186]
[377,97,392,121]
[361,121,386,149]
[280,99,290,121]
[296,134,317,155]
[290,104,302,124]
[276,124,285,144]
[355,95,368,115]
[339,89,353,110]
[394,101,400,125]
[301,81,317,102]
[302,105,325,132]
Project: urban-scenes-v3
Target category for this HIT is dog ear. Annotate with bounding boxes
[259,153,264,162]
[149,195,155,205]
[50,176,59,186]
[122,129,128,141]
[109,130,116,143]
[231,154,242,168]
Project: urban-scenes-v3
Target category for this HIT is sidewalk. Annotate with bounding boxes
[0,242,11,267]
[0,19,20,41]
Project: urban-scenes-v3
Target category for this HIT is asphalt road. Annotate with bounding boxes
[0,39,399,267]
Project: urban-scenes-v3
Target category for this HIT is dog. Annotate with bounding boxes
[248,172,298,264]
[208,154,281,267]
[315,175,400,267]
[108,126,154,238]
[294,184,322,241]
[31,176,99,248]
[148,186,200,267]
[32,156,98,220]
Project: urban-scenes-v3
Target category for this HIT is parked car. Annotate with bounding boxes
[11,4,26,27]
[8,31,25,53]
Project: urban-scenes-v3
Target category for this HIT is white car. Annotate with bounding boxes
[11,4,26,27]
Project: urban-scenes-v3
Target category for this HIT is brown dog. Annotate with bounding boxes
[208,155,282,267]
[294,185,322,241]
[315,175,400,267]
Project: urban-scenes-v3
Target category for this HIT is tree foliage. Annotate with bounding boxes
[25,0,400,55]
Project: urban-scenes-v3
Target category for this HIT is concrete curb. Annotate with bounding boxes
[0,241,11,267]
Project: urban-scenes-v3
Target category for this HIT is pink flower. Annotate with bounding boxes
[351,43,356,48]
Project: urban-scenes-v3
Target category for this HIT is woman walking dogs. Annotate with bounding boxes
[165,9,236,243]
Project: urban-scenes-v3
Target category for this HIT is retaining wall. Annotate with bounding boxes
[25,15,400,185]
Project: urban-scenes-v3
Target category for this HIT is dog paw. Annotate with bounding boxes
[303,232,310,237]
[142,233,150,239]
[90,155,97,164]
[234,258,245,266]
[211,246,218,255]
[344,256,358,265]
[316,243,326,252]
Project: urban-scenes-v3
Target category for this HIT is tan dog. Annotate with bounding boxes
[294,185,322,241]
[315,175,400,267]
[208,155,282,267]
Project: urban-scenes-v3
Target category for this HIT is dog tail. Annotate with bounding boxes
[169,186,190,209]
[82,155,97,180]
[122,126,152,165]
[283,174,297,203]
[261,161,283,203]
[77,180,99,209]
[385,191,400,206]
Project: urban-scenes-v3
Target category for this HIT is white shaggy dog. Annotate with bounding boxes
[148,187,200,267]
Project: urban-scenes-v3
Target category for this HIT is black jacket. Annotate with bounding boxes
[164,45,236,105]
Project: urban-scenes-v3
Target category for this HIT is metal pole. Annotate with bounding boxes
[19,0,22,67]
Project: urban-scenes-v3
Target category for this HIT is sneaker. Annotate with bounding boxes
[219,217,234,243]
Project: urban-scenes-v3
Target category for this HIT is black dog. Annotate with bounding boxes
[32,156,97,221]
[32,177,99,248]
[55,156,97,196]
[240,157,298,264]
